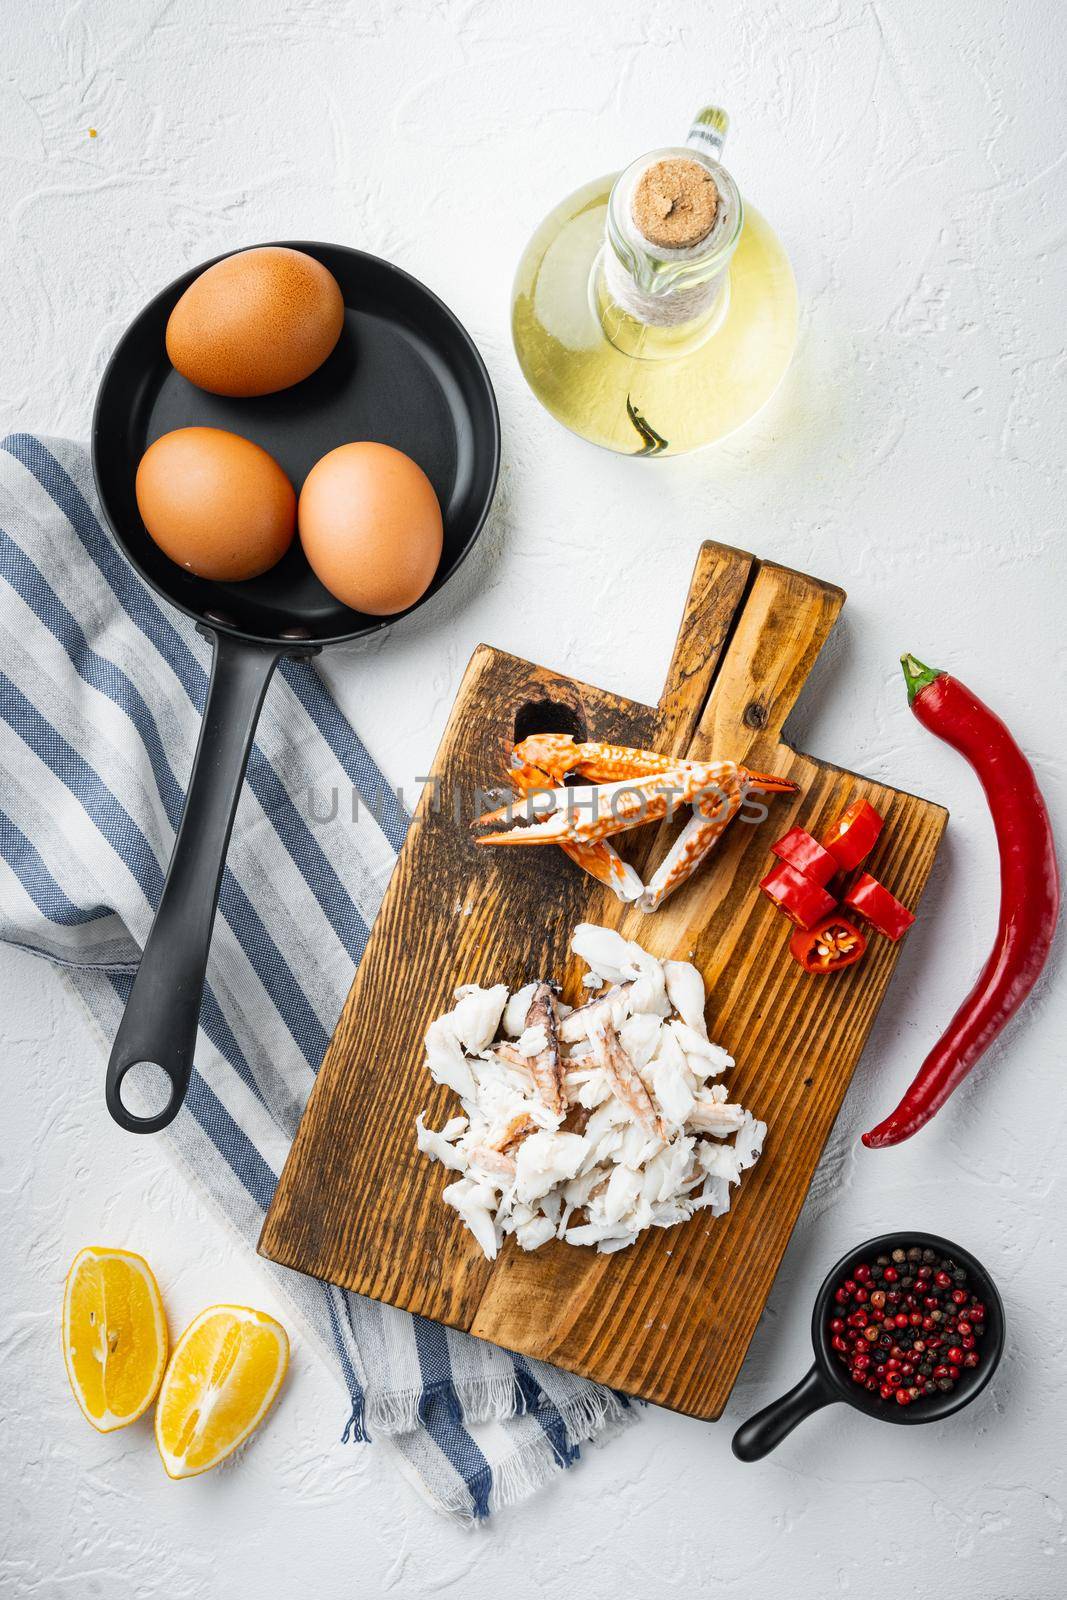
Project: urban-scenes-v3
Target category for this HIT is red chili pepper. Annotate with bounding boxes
[822,798,883,871]
[770,826,838,887]
[844,873,915,942]
[760,862,837,929]
[789,915,867,974]
[863,655,1060,1149]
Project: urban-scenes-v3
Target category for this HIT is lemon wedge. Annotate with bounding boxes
[62,1246,168,1432]
[155,1304,289,1478]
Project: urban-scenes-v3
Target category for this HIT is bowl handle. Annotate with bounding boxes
[105,627,306,1133]
[731,1365,837,1461]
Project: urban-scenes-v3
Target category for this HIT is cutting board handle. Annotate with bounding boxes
[694,560,845,760]
[656,542,754,754]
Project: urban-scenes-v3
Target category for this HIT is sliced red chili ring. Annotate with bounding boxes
[822,798,884,871]
[844,872,916,941]
[790,916,867,973]
[770,826,838,887]
[759,862,838,930]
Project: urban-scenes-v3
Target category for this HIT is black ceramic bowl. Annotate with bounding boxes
[732,1232,1005,1460]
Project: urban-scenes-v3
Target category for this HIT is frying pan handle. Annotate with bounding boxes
[106,629,295,1133]
[731,1364,837,1461]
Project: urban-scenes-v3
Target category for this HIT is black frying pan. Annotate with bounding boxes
[92,241,499,1133]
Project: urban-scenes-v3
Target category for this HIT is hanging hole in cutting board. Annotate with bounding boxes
[513,698,587,748]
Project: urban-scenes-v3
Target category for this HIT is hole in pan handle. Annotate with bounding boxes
[731,1365,837,1461]
[105,627,313,1133]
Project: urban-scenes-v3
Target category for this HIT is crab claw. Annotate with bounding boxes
[513,735,685,785]
[560,840,644,901]
[510,734,584,785]
[738,768,797,796]
[639,788,742,912]
[475,768,701,848]
[500,752,645,903]
[482,733,797,908]
[512,733,797,796]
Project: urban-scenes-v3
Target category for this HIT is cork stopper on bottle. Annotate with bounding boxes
[631,157,720,250]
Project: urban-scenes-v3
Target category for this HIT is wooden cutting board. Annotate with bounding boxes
[259,544,947,1419]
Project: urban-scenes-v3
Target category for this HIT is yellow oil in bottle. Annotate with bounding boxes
[511,113,797,457]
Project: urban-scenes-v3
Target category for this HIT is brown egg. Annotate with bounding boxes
[135,428,296,581]
[166,247,345,397]
[297,443,443,615]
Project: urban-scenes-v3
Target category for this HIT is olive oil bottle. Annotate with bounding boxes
[511,107,797,456]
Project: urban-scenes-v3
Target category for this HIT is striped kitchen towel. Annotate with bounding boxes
[0,435,633,1522]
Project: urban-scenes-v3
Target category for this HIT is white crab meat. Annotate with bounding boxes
[558,982,633,1043]
[625,949,670,1018]
[415,924,766,1259]
[503,981,539,1037]
[424,1016,478,1100]
[618,1010,663,1073]
[451,983,509,1053]
[663,959,708,1037]
[669,1019,734,1077]
[734,1112,767,1169]
[513,1130,588,1204]
[514,1215,558,1251]
[442,1178,500,1260]
[415,1113,469,1172]
[570,923,634,982]
[688,1095,746,1134]
[651,1050,696,1129]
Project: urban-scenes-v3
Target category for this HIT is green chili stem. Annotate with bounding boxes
[900,653,942,706]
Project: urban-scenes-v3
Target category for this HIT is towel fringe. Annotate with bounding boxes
[417,1377,466,1429]
[511,1366,544,1416]
[485,1394,640,1518]
[360,1371,585,1438]
[556,1383,635,1448]
[340,1392,368,1444]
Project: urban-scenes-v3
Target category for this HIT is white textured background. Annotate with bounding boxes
[2,0,1065,1594]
